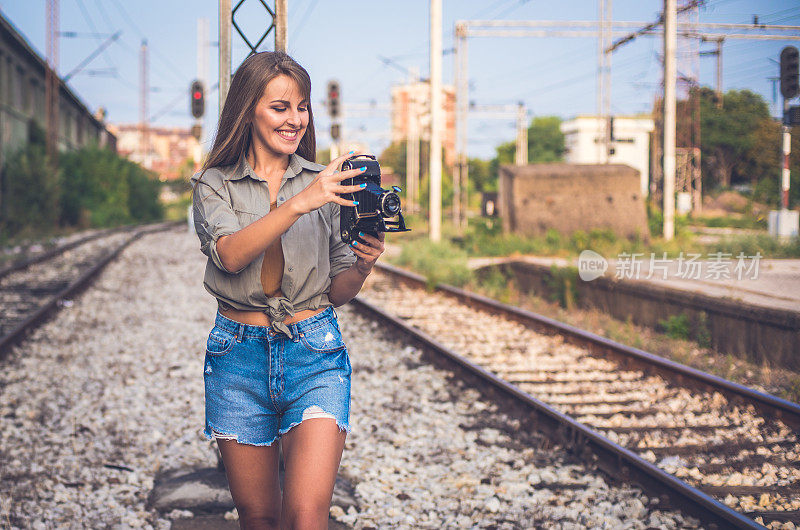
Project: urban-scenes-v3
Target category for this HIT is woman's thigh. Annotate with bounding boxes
[217,439,282,522]
[279,419,347,523]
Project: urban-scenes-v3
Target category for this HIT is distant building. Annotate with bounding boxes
[390,82,456,166]
[0,12,116,165]
[560,116,654,196]
[109,124,200,181]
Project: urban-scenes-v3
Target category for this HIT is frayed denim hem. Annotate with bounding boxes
[202,410,350,447]
[202,421,280,447]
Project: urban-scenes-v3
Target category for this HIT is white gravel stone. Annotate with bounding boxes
[0,230,701,528]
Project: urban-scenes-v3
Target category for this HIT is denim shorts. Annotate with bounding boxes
[202,306,351,446]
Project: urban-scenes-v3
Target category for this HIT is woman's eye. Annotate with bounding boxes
[299,106,308,112]
[272,107,286,112]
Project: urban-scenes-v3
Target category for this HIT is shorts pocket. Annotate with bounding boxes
[206,326,236,356]
[299,322,346,354]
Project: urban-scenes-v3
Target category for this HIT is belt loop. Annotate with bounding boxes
[331,306,338,320]
[236,323,245,342]
[291,322,299,342]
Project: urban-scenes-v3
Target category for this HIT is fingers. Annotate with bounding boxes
[350,241,377,260]
[355,232,384,250]
[335,183,367,194]
[331,167,367,182]
[331,195,358,208]
[325,152,356,173]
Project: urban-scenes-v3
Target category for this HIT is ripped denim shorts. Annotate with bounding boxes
[202,306,351,446]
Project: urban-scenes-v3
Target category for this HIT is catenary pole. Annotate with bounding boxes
[275,0,288,52]
[429,0,443,242]
[219,0,231,116]
[663,0,677,241]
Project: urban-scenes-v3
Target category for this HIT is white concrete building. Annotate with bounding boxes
[560,116,654,196]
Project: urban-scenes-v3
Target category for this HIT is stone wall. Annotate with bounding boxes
[498,163,649,239]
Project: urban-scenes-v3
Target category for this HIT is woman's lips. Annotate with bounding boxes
[277,129,300,141]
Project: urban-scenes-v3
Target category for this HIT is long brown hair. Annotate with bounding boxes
[197,51,316,184]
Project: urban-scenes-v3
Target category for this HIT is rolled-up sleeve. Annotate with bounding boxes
[191,175,242,274]
[328,202,356,278]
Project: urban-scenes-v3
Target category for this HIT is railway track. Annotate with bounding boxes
[354,263,800,529]
[0,222,181,360]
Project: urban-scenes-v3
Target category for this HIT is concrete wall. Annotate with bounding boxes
[560,116,654,196]
[498,163,649,239]
[484,261,800,371]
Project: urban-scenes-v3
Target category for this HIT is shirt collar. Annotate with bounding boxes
[228,152,316,182]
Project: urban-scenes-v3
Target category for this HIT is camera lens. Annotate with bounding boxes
[380,192,401,216]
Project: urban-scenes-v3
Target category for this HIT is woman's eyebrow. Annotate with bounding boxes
[269,99,310,105]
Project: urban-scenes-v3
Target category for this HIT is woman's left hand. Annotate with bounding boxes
[350,232,385,275]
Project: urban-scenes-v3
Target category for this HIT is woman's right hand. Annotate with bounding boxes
[290,152,367,214]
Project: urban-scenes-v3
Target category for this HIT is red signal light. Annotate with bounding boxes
[193,91,202,100]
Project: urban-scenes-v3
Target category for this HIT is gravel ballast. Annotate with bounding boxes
[0,229,697,529]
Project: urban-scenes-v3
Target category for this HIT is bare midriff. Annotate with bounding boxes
[220,200,324,327]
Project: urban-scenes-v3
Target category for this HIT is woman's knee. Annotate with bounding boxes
[238,507,281,530]
[281,504,329,529]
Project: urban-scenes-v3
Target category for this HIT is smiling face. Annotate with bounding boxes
[250,74,309,160]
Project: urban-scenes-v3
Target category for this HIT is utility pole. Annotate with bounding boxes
[454,22,469,230]
[219,0,231,115]
[663,0,677,241]
[716,38,723,103]
[515,102,528,166]
[598,0,613,162]
[139,39,149,163]
[45,0,59,158]
[429,0,442,242]
[700,37,724,106]
[195,18,209,164]
[406,68,420,214]
[275,0,288,52]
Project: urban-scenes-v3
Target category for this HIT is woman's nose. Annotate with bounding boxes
[286,110,301,126]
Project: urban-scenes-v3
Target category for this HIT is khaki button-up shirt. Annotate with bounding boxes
[190,153,356,337]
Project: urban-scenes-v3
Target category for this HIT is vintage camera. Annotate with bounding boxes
[339,154,409,244]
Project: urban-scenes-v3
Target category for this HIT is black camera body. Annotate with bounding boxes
[339,154,409,244]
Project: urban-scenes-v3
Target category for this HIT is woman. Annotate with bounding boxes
[190,51,383,529]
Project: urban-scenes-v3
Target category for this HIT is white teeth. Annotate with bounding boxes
[277,130,298,140]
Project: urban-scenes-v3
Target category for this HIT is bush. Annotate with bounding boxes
[60,146,162,228]
[1,142,61,237]
[393,238,472,289]
[659,313,692,340]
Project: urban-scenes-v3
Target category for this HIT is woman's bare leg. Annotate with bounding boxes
[279,419,347,530]
[217,439,282,529]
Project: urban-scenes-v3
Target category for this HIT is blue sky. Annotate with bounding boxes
[1,0,798,159]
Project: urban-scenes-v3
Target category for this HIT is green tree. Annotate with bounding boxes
[699,88,772,188]
[489,115,565,181]
[379,140,452,210]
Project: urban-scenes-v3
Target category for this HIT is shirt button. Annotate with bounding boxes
[288,267,294,272]
[278,196,284,201]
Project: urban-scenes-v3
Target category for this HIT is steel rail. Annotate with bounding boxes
[374,262,800,431]
[0,224,140,282]
[350,292,760,529]
[0,222,180,361]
